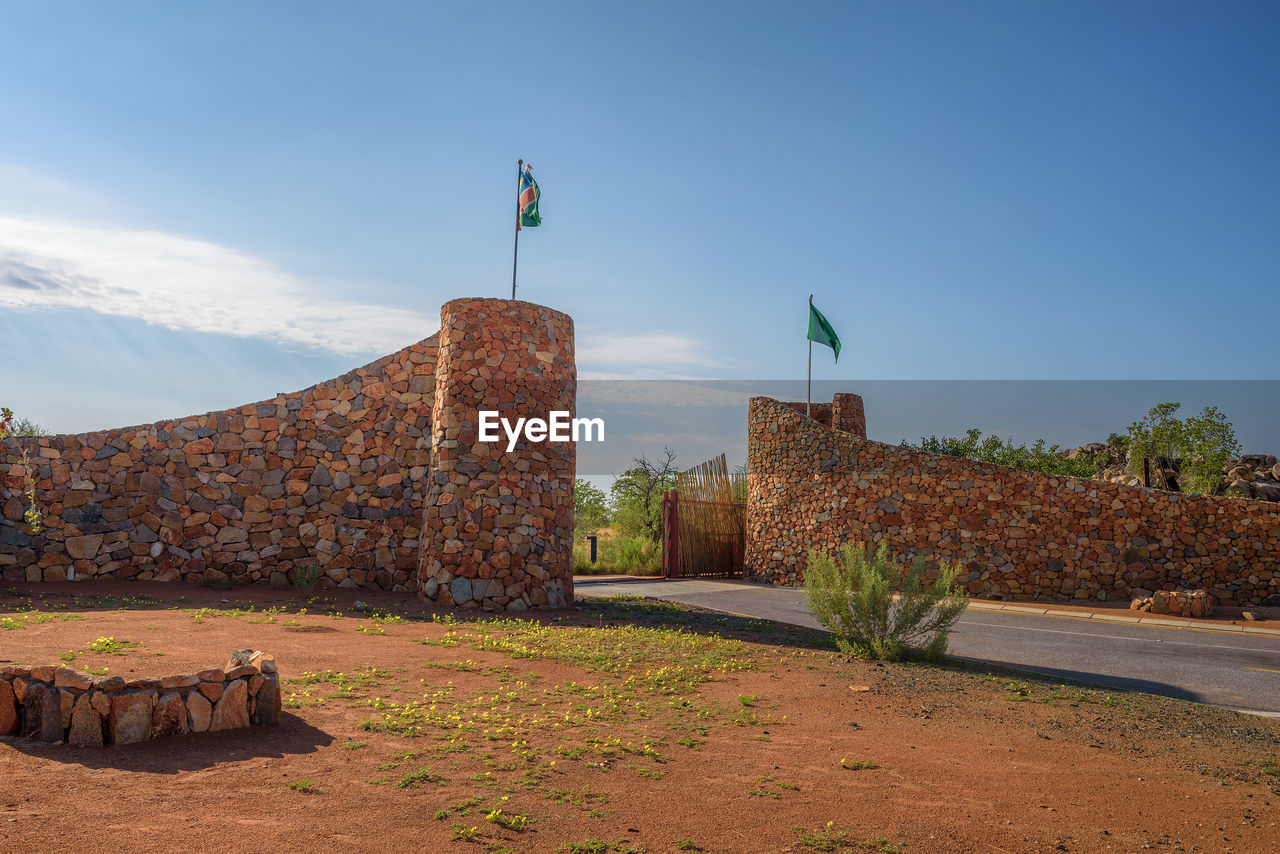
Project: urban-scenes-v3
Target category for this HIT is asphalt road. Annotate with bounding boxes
[575,578,1280,716]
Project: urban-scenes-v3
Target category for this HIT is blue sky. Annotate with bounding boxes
[2,1,1279,437]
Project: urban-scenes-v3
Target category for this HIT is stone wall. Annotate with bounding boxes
[0,651,280,747]
[2,337,439,591]
[1,298,577,609]
[417,298,575,611]
[745,395,1280,605]
[775,394,866,437]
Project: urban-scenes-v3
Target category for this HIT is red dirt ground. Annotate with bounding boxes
[2,581,1278,854]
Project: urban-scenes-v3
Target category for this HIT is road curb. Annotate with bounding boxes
[968,600,1280,637]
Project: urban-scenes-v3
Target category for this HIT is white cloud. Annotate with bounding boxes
[0,213,436,356]
[577,333,730,379]
[578,380,757,408]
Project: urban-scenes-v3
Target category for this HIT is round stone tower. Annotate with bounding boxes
[417,298,576,610]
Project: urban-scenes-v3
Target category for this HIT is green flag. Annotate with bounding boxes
[807,301,841,362]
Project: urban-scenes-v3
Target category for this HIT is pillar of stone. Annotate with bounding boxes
[417,298,576,610]
[831,393,866,438]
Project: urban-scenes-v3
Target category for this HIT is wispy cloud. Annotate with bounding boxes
[0,213,436,356]
[579,380,757,408]
[577,333,729,379]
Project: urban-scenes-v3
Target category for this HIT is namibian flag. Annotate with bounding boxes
[518,167,541,230]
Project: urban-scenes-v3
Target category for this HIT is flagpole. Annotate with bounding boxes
[512,159,523,300]
[806,294,813,418]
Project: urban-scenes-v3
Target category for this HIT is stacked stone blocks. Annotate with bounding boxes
[746,395,1280,605]
[417,299,575,611]
[2,340,438,590]
[0,650,280,747]
[1,297,578,610]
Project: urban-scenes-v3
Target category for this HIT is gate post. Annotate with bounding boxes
[661,489,680,578]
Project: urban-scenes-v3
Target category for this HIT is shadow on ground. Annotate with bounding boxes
[949,655,1206,704]
[0,713,332,773]
[571,594,839,652]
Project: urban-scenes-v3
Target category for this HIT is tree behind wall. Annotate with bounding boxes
[573,478,610,538]
[0,407,44,533]
[609,447,678,543]
[1125,402,1241,495]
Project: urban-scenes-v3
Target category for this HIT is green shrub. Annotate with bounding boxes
[0,406,44,533]
[573,530,661,576]
[902,428,1098,478]
[1123,402,1241,495]
[803,542,968,662]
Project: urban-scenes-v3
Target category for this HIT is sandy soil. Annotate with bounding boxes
[2,581,1278,854]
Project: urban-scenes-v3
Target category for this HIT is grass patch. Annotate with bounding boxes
[86,636,139,655]
[397,768,446,789]
[795,822,902,852]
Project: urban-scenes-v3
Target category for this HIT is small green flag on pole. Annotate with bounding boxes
[806,296,841,418]
[807,301,841,362]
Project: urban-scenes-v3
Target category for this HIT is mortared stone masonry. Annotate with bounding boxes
[746,394,1280,605]
[1,298,575,610]
[417,298,575,611]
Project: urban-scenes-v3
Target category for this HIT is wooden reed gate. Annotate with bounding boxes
[660,454,746,578]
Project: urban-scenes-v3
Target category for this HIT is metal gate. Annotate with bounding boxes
[660,454,745,578]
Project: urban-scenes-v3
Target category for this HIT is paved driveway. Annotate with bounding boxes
[576,578,1280,716]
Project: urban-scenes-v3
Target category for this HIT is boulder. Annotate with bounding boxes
[251,675,282,726]
[197,682,224,702]
[39,688,66,741]
[225,649,255,670]
[90,691,111,718]
[65,534,103,560]
[450,576,473,605]
[159,673,199,689]
[186,692,212,733]
[20,684,42,736]
[108,692,155,745]
[93,676,127,692]
[68,694,104,747]
[60,690,74,730]
[210,679,250,731]
[54,667,92,691]
[152,692,189,738]
[0,679,19,736]
[1254,482,1280,501]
